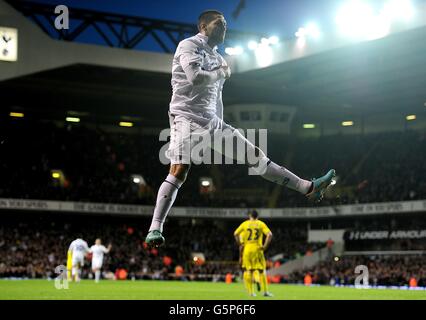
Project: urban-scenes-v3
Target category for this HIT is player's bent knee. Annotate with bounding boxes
[169,164,190,181]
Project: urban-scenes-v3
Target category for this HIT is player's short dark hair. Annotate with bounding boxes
[248,209,259,219]
[198,10,224,31]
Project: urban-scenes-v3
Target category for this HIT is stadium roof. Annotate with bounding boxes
[1,0,425,127]
[229,25,426,118]
[3,24,426,126]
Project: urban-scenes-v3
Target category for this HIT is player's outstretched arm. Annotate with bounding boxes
[85,242,91,254]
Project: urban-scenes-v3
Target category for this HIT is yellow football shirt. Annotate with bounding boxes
[234,219,271,251]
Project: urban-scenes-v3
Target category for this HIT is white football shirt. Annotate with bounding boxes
[68,238,89,258]
[90,244,108,261]
[169,33,227,122]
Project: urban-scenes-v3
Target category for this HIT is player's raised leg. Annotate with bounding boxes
[145,164,190,247]
[227,127,336,202]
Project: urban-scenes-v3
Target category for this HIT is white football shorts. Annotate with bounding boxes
[165,113,238,165]
[91,258,103,270]
[72,254,84,267]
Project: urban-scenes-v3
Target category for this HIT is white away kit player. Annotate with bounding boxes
[90,239,112,283]
[68,238,90,282]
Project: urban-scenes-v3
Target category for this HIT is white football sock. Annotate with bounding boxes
[227,128,312,195]
[261,160,312,194]
[95,270,101,282]
[149,174,184,233]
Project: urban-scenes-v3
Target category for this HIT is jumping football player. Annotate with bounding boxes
[145,10,335,247]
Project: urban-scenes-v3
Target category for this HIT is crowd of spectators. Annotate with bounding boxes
[0,119,425,208]
[0,213,315,280]
[1,211,425,285]
[275,130,426,207]
[288,255,426,287]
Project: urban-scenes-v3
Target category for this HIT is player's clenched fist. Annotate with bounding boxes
[221,64,231,79]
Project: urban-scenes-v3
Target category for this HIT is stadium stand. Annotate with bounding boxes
[1,208,425,285]
[288,255,426,287]
[0,212,319,281]
[0,119,425,208]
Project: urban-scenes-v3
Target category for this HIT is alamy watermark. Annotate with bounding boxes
[54,5,69,30]
[158,121,269,175]
[354,265,369,288]
[54,265,69,289]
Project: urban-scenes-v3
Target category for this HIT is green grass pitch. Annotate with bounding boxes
[0,280,425,300]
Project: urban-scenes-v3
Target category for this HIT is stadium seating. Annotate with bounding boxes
[0,212,320,280]
[0,119,425,207]
[288,255,426,287]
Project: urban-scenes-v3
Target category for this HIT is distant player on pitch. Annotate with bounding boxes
[234,210,273,297]
[68,237,90,282]
[90,239,112,283]
[240,234,261,292]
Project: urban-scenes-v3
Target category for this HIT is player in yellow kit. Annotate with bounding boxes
[239,234,261,292]
[234,210,273,297]
[66,249,72,281]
